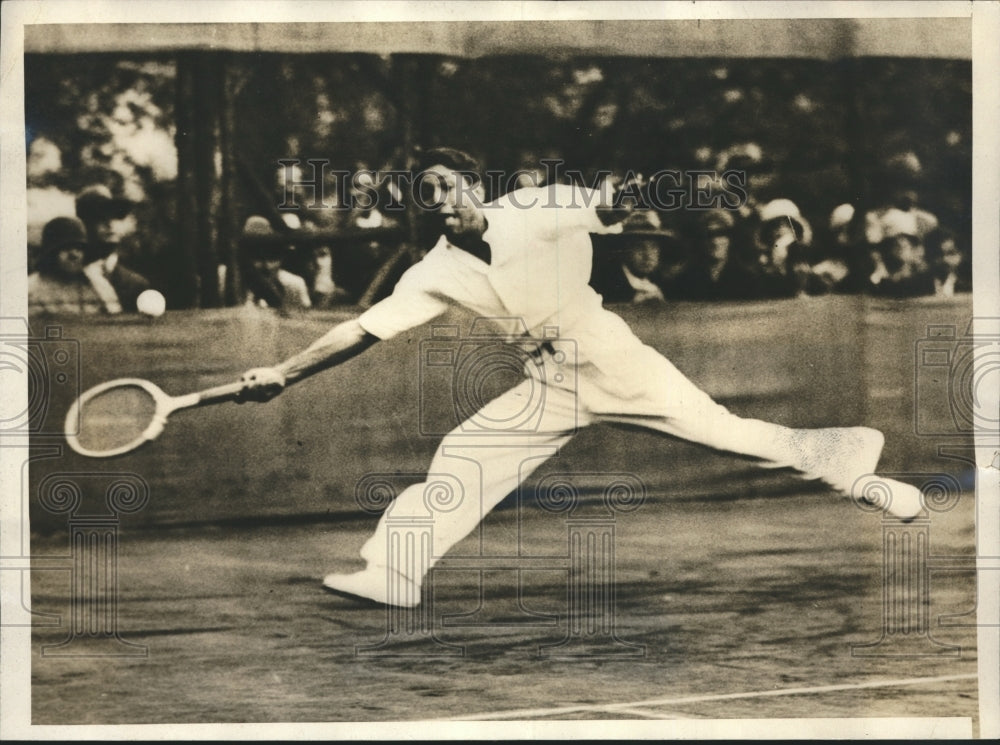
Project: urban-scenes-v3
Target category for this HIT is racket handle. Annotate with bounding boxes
[170,378,274,413]
[169,381,248,410]
[194,381,248,406]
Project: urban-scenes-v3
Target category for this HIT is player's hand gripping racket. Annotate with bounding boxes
[65,377,248,458]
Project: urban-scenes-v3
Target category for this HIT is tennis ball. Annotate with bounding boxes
[136,289,166,317]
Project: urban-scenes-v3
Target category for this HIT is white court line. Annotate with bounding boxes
[604,707,693,719]
[436,672,978,721]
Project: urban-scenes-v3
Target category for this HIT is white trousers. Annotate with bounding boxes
[359,340,823,582]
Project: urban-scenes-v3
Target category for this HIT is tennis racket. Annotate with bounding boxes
[65,378,246,458]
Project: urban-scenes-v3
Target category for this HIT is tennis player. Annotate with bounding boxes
[238,147,924,607]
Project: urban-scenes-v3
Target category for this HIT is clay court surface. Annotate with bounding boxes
[23,295,981,730]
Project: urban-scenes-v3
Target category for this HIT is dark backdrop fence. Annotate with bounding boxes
[27,295,974,533]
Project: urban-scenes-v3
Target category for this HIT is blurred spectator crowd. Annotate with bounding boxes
[29,149,970,316]
[26,53,970,315]
[29,185,152,314]
[590,152,968,305]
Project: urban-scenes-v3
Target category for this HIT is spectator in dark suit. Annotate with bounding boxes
[806,203,855,294]
[870,231,935,298]
[671,209,749,300]
[241,216,312,312]
[75,185,151,312]
[590,211,686,304]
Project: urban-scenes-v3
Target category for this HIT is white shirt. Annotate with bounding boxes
[358,184,621,342]
[82,256,124,314]
[358,185,708,415]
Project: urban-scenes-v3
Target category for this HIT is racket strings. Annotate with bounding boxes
[74,385,159,454]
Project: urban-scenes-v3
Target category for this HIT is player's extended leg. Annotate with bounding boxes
[323,379,584,606]
[589,340,923,521]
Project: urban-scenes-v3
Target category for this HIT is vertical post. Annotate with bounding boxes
[174,51,226,308]
[193,53,221,309]
[356,54,425,307]
[837,56,871,211]
[217,52,242,305]
[173,52,201,309]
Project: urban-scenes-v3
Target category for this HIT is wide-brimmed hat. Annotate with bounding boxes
[75,185,133,222]
[616,210,678,242]
[757,198,813,246]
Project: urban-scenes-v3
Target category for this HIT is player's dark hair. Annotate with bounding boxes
[415,147,482,186]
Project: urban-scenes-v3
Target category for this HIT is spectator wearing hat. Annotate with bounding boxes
[589,211,687,304]
[29,216,118,314]
[303,241,352,308]
[326,166,408,301]
[806,202,873,295]
[745,199,814,299]
[922,227,966,298]
[75,184,151,312]
[869,230,934,298]
[241,216,312,311]
[863,152,939,248]
[714,142,772,220]
[862,157,955,298]
[282,216,352,308]
[828,203,856,247]
[670,208,749,301]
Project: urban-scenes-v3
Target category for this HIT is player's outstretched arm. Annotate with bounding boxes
[238,318,379,402]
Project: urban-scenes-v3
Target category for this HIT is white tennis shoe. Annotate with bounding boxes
[803,426,924,522]
[322,565,422,608]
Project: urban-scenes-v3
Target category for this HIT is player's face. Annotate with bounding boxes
[422,165,487,242]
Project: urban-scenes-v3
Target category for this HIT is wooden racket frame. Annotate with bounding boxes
[64,378,245,458]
